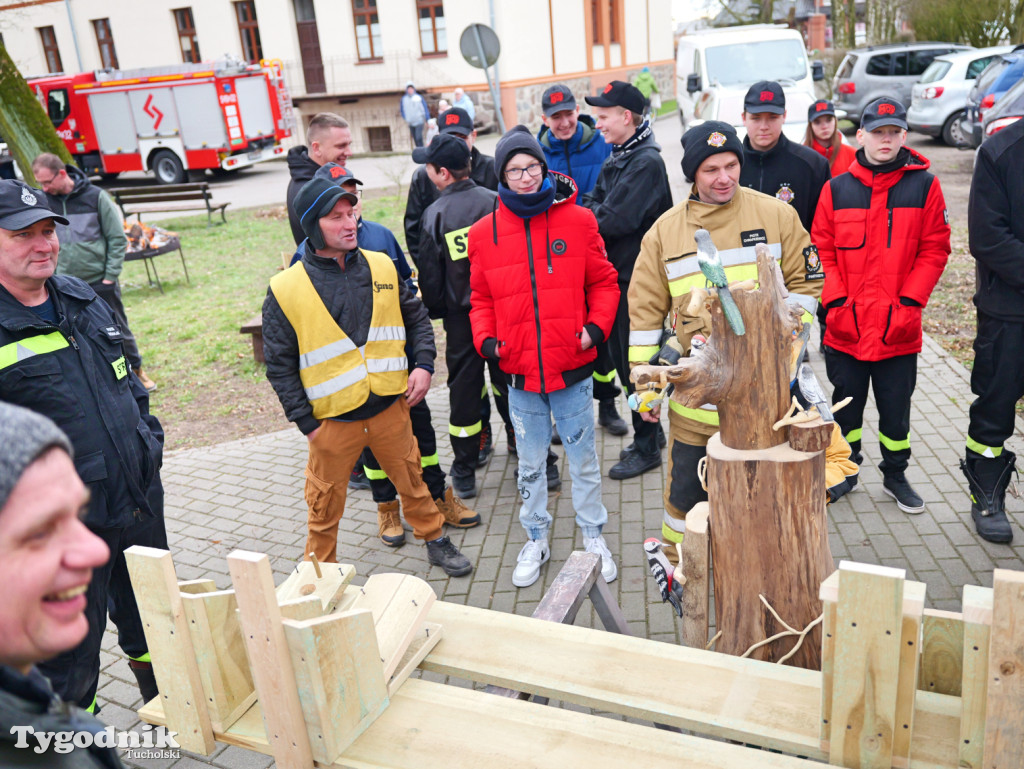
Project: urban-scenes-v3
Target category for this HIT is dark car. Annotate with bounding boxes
[965,47,1024,147]
[980,73,1024,145]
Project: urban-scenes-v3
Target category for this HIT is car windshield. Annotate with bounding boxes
[705,39,807,85]
[919,60,951,84]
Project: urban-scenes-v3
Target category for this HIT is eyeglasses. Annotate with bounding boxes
[34,174,57,186]
[505,163,543,181]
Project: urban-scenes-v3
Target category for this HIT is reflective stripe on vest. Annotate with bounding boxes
[665,242,783,297]
[668,398,720,426]
[0,330,69,371]
[662,513,686,544]
[270,250,408,419]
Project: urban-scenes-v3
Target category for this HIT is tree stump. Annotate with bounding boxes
[633,245,834,669]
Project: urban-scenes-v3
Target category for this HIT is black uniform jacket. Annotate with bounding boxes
[740,132,831,234]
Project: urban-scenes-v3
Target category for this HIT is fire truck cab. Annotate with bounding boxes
[30,57,294,184]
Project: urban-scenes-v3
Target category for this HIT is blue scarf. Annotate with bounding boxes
[498,176,555,219]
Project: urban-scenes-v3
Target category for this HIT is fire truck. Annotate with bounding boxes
[28,57,295,184]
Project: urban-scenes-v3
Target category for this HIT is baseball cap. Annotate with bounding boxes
[808,99,836,121]
[438,107,474,136]
[295,177,358,241]
[584,80,646,115]
[412,133,471,171]
[313,162,363,187]
[861,97,908,131]
[542,84,577,117]
[0,180,69,230]
[744,81,786,115]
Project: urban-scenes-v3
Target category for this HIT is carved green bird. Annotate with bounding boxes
[694,228,745,336]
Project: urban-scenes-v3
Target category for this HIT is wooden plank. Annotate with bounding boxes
[532,550,601,623]
[388,621,442,698]
[347,573,436,681]
[681,501,711,649]
[828,561,906,769]
[227,550,314,769]
[983,569,1024,769]
[124,546,216,755]
[178,578,217,594]
[959,584,993,769]
[275,560,354,613]
[283,610,389,764]
[180,589,256,732]
[589,573,632,634]
[919,609,964,697]
[279,595,324,622]
[819,570,839,751]
[892,580,926,769]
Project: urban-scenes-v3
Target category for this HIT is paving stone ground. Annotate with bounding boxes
[101,333,1023,768]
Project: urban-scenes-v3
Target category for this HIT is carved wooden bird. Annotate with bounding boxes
[797,362,834,422]
[694,228,745,336]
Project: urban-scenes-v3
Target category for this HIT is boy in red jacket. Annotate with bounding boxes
[813,97,950,514]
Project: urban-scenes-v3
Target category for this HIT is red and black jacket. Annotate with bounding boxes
[812,147,950,361]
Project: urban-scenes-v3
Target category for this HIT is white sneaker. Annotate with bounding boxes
[584,535,617,584]
[512,539,550,587]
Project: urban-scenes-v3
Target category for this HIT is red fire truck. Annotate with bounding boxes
[28,58,295,184]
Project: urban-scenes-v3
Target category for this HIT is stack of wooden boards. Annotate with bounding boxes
[125,546,1023,769]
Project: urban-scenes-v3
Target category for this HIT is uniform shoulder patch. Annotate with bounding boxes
[776,185,795,204]
[803,245,824,280]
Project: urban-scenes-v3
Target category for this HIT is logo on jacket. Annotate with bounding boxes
[803,245,824,280]
[21,187,37,206]
[707,132,726,148]
[551,238,567,255]
[550,91,564,104]
[373,280,394,293]
[776,185,794,204]
[445,113,460,125]
[878,103,896,115]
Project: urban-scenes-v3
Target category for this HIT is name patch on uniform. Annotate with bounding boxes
[741,229,767,247]
[112,355,128,380]
[102,324,124,341]
[444,226,471,261]
[803,245,824,280]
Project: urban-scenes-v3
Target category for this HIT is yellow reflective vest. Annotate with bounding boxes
[270,250,408,419]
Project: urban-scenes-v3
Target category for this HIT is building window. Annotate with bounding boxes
[92,18,119,69]
[235,1,263,63]
[173,7,201,64]
[352,0,382,61]
[367,126,392,152]
[590,0,621,45]
[417,0,445,55]
[38,26,63,73]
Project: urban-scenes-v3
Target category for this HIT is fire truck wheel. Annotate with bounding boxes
[152,150,186,185]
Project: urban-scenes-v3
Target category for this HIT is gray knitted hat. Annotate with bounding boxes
[0,402,74,513]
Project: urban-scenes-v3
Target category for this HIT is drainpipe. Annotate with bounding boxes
[64,0,84,73]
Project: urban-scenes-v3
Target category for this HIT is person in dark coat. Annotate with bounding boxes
[285,112,353,245]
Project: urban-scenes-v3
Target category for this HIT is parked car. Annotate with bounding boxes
[833,41,971,124]
[907,46,1013,146]
[980,73,1024,144]
[964,48,1024,147]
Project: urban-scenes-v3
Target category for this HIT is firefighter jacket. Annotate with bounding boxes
[44,165,127,285]
[813,147,950,362]
[537,114,612,199]
[263,247,435,435]
[627,186,822,438]
[403,146,498,264]
[468,171,619,394]
[417,178,497,318]
[968,117,1024,322]
[0,277,163,530]
[740,133,831,233]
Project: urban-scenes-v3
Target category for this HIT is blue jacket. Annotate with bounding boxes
[538,114,612,200]
[292,218,415,291]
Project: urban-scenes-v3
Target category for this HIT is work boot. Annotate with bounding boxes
[132,368,158,393]
[547,450,562,491]
[129,658,159,704]
[882,472,925,514]
[619,428,667,460]
[348,468,371,491]
[436,487,481,528]
[451,471,476,500]
[961,451,1016,544]
[426,535,473,577]
[609,447,662,480]
[512,538,550,587]
[583,534,617,583]
[477,423,493,467]
[598,399,629,436]
[377,500,405,547]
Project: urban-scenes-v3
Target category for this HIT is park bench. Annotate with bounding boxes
[239,313,264,363]
[109,182,229,227]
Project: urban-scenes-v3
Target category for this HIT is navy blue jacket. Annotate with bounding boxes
[538,114,612,199]
[292,218,415,291]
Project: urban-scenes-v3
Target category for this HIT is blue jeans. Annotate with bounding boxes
[508,379,607,540]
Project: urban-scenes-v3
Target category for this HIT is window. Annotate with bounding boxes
[589,0,621,45]
[38,26,63,73]
[907,50,940,77]
[866,54,890,76]
[92,18,119,69]
[352,0,381,61]
[967,56,994,79]
[417,0,445,56]
[173,7,201,64]
[235,1,263,63]
[367,126,392,152]
[47,89,70,125]
[891,52,908,76]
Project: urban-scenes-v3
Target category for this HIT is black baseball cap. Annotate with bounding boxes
[542,84,577,117]
[744,81,786,115]
[313,162,363,187]
[438,107,474,136]
[808,99,835,121]
[295,177,358,240]
[0,180,68,230]
[584,80,646,115]
[861,97,907,131]
[412,133,471,171]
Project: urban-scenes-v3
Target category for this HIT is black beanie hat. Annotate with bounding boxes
[494,125,548,181]
[680,121,744,182]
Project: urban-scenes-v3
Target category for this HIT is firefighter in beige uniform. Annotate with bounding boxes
[628,121,826,550]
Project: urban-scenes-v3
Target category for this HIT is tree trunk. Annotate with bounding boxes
[0,44,75,186]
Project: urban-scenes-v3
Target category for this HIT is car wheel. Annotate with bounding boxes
[151,150,186,185]
[942,111,968,147]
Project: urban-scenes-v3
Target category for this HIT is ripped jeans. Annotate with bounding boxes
[508,379,608,540]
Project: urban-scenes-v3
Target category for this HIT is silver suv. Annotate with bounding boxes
[833,42,971,124]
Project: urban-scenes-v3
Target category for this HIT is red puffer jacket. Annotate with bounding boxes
[468,172,620,394]
[813,147,950,361]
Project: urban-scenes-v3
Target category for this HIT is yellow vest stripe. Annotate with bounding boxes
[0,330,69,371]
[367,325,406,342]
[304,364,369,401]
[669,398,720,425]
[367,357,408,373]
[299,337,358,370]
[629,345,660,362]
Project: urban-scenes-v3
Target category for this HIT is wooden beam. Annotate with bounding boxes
[983,569,1024,768]
[347,573,436,681]
[681,502,710,649]
[388,621,442,698]
[959,584,993,769]
[892,580,925,769]
[919,609,964,697]
[275,560,354,613]
[819,570,838,751]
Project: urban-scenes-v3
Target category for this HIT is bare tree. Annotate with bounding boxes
[831,0,858,48]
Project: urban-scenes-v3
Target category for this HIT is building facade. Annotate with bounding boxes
[0,0,672,153]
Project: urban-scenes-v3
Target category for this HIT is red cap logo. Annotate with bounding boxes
[878,103,896,115]
[330,166,344,179]
[759,90,774,102]
[445,113,461,125]
[603,83,613,94]
[550,91,564,104]
[816,102,828,111]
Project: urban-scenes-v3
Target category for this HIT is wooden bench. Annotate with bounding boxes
[239,313,264,363]
[109,182,229,227]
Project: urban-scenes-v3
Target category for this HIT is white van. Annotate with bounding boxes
[676,24,825,142]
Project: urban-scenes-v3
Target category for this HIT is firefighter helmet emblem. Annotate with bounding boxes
[707,131,727,148]
[21,187,37,206]
[776,185,794,204]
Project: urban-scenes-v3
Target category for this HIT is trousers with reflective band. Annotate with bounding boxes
[270,250,408,419]
[0,330,69,371]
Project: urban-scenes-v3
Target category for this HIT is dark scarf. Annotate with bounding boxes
[498,175,556,219]
[612,121,652,156]
[855,146,911,175]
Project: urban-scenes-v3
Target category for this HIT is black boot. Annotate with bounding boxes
[129,658,159,704]
[961,451,1016,544]
[477,423,493,467]
[598,399,629,436]
[619,427,666,460]
[426,535,473,577]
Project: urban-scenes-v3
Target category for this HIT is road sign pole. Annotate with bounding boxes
[472,25,506,134]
